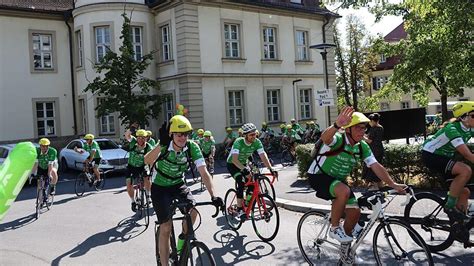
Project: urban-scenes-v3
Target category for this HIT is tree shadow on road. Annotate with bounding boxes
[51,216,147,266]
[285,179,314,194]
[0,213,36,232]
[210,229,276,265]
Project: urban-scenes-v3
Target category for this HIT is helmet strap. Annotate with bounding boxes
[347,128,358,146]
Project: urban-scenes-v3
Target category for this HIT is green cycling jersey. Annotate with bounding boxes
[36,147,58,170]
[128,137,153,167]
[422,121,473,158]
[199,137,215,155]
[83,140,102,159]
[226,137,264,165]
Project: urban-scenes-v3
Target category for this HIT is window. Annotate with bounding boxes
[94,26,111,63]
[299,89,312,119]
[290,0,302,3]
[160,24,172,61]
[78,98,87,134]
[163,94,174,122]
[228,91,244,126]
[373,76,388,90]
[130,26,143,61]
[266,90,281,122]
[32,33,53,70]
[75,30,83,67]
[295,30,309,61]
[380,54,386,63]
[459,97,469,101]
[263,27,277,59]
[224,23,240,58]
[380,102,389,111]
[98,99,115,134]
[36,102,56,136]
[401,101,410,109]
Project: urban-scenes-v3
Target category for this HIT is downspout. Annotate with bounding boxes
[322,13,331,126]
[64,9,78,135]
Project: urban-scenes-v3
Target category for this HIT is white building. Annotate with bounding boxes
[0,0,339,143]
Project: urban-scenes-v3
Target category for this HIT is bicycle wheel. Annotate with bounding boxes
[258,176,276,200]
[35,183,43,219]
[251,194,279,242]
[94,174,105,191]
[224,189,243,231]
[404,192,454,252]
[186,240,216,266]
[297,211,340,264]
[280,150,294,166]
[46,185,54,209]
[75,173,86,197]
[142,189,150,227]
[373,218,433,265]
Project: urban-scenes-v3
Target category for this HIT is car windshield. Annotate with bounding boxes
[97,140,120,150]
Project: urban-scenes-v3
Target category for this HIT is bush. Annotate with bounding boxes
[295,142,474,189]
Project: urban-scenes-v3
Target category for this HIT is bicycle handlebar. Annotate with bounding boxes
[171,200,223,219]
[359,185,415,209]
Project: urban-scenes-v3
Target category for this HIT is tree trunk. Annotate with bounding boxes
[440,91,448,121]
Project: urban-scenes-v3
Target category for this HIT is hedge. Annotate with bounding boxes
[295,142,474,189]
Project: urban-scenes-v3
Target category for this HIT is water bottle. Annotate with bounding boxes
[245,191,253,206]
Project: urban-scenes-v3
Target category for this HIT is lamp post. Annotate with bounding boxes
[310,43,336,127]
[292,79,302,122]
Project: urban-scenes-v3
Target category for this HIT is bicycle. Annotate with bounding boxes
[404,182,474,252]
[248,154,277,200]
[279,144,296,167]
[74,161,106,197]
[154,199,221,265]
[224,170,280,242]
[29,173,54,219]
[297,187,434,265]
[134,170,150,227]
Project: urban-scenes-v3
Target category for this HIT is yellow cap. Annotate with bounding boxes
[343,112,370,129]
[169,115,193,133]
[136,129,147,137]
[84,134,94,140]
[39,138,50,146]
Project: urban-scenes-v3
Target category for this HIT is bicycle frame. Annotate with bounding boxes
[240,174,268,219]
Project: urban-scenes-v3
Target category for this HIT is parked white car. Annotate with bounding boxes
[0,143,40,167]
[59,138,128,172]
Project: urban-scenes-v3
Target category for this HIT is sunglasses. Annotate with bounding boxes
[175,132,190,138]
[470,114,474,119]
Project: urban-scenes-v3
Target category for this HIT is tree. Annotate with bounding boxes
[334,15,379,111]
[371,0,474,120]
[84,13,162,127]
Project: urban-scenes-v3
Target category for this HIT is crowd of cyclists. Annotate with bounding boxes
[25,100,473,263]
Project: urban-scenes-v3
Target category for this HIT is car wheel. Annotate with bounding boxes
[61,158,69,173]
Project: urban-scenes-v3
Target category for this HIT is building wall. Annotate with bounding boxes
[0,14,73,142]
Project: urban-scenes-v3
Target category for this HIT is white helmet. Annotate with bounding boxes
[241,123,257,134]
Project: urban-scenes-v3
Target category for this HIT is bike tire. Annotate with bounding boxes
[403,192,454,252]
[186,240,216,266]
[373,218,433,265]
[142,189,150,227]
[297,210,340,264]
[251,194,279,242]
[258,175,276,201]
[46,186,54,209]
[224,189,243,231]
[75,173,86,197]
[280,150,294,166]
[35,182,43,219]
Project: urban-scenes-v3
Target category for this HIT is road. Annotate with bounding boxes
[0,168,472,265]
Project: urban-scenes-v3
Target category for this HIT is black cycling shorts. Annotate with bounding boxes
[127,165,146,181]
[421,151,455,181]
[308,173,356,205]
[37,167,48,177]
[151,182,195,224]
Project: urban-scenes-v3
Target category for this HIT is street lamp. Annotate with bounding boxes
[310,43,336,127]
[292,79,302,122]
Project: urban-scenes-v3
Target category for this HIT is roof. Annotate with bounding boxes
[0,0,73,12]
[384,22,407,42]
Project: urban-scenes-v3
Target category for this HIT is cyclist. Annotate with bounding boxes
[283,124,301,160]
[278,123,287,136]
[145,130,157,147]
[307,106,405,242]
[291,118,304,137]
[192,128,205,144]
[144,115,223,266]
[260,122,275,146]
[422,101,474,219]
[237,128,244,138]
[223,127,237,149]
[74,134,102,185]
[226,123,278,221]
[200,130,216,175]
[32,138,58,195]
[125,129,153,212]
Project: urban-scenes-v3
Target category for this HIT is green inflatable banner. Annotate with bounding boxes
[0,142,37,221]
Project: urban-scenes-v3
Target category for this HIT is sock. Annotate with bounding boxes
[445,192,458,209]
[130,197,135,203]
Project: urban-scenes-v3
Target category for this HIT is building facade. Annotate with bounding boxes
[0,0,339,143]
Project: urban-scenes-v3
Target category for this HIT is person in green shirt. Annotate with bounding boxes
[307,107,405,243]
[422,101,474,220]
[145,130,157,147]
[192,128,205,144]
[223,127,237,149]
[74,133,102,185]
[291,118,304,137]
[200,130,216,175]
[226,122,278,221]
[125,129,153,212]
[278,123,287,136]
[32,138,58,195]
[144,115,223,266]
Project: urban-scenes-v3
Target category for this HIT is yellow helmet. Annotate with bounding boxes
[226,127,232,132]
[262,122,267,126]
[146,130,152,136]
[280,123,286,129]
[136,129,147,137]
[169,115,193,133]
[452,101,474,118]
[203,130,212,137]
[343,112,370,129]
[286,124,292,129]
[84,134,94,140]
[197,128,204,135]
[39,138,50,146]
[308,121,315,125]
[238,128,243,134]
